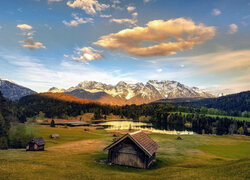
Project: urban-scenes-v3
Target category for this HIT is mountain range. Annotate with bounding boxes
[0,78,216,104]
[49,80,214,105]
[0,78,36,100]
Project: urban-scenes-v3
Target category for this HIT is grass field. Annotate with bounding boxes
[0,125,249,180]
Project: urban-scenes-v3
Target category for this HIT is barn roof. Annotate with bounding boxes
[104,131,159,156]
[31,137,46,146]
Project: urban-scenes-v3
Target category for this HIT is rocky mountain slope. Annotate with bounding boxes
[0,78,36,100]
[49,80,214,105]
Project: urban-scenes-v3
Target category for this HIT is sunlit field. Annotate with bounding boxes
[0,125,249,180]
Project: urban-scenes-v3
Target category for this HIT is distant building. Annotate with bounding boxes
[26,137,46,151]
[104,131,159,169]
[50,134,60,139]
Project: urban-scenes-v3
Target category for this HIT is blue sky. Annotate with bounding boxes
[0,0,249,94]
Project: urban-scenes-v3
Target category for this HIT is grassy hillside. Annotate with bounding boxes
[0,125,249,180]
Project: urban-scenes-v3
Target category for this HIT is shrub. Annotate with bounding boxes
[9,124,34,148]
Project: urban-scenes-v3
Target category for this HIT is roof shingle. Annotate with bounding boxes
[31,137,46,146]
[104,131,159,156]
[129,131,159,156]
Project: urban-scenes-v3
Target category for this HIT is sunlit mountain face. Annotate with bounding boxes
[0,0,249,94]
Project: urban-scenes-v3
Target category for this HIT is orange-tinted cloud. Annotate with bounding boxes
[72,46,103,63]
[20,37,46,50]
[94,18,216,57]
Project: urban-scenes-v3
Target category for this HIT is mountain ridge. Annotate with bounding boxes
[49,80,215,105]
[0,78,36,100]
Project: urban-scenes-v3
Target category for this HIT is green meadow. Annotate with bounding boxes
[0,125,249,180]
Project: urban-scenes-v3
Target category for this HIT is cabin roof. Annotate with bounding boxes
[104,131,159,156]
[31,137,46,146]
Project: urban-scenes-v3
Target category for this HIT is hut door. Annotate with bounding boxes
[115,143,144,168]
[34,144,38,150]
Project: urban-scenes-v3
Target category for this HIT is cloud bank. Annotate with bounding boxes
[94,18,216,57]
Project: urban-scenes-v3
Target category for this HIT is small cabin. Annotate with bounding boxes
[50,134,60,139]
[26,137,46,151]
[104,131,159,169]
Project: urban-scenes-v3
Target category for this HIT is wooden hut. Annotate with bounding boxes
[50,134,60,139]
[104,131,159,169]
[26,137,46,151]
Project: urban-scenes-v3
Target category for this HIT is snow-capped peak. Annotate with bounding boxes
[48,80,214,103]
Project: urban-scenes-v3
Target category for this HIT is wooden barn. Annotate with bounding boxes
[104,131,159,169]
[26,137,46,151]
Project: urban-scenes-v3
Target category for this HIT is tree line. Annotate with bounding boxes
[17,94,250,136]
[0,92,34,149]
[175,91,250,117]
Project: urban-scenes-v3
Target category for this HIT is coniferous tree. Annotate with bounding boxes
[50,119,55,127]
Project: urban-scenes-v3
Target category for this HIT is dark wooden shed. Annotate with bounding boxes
[26,137,46,151]
[104,131,159,169]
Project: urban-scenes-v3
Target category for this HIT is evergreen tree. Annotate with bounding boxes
[50,119,55,127]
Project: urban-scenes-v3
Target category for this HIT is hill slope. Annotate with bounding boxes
[167,91,250,114]
[33,93,99,104]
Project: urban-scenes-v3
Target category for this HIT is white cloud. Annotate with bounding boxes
[63,13,93,27]
[111,4,123,10]
[144,0,150,3]
[227,24,238,34]
[72,46,103,63]
[17,24,46,50]
[20,37,46,50]
[66,0,109,15]
[156,68,162,72]
[0,51,138,92]
[100,14,112,18]
[211,9,221,16]
[0,26,2,30]
[109,11,138,26]
[17,24,32,30]
[127,6,136,12]
[132,12,138,18]
[109,18,137,26]
[95,18,216,57]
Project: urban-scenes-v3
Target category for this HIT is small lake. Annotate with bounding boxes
[96,121,195,135]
